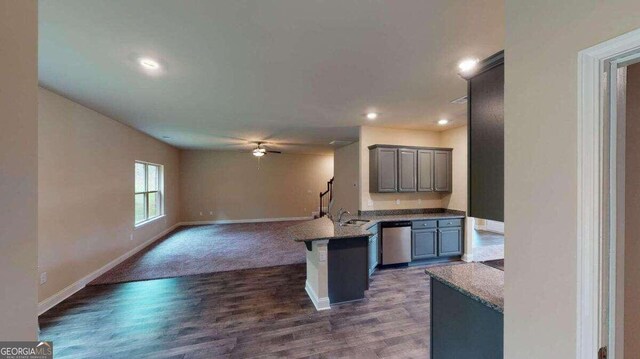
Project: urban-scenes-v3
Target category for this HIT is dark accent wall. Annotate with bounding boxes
[466,52,504,221]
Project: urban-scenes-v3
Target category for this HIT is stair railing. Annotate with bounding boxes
[319,177,334,218]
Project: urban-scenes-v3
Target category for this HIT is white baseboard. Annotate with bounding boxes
[38,223,180,315]
[475,220,504,234]
[305,281,330,311]
[180,216,313,226]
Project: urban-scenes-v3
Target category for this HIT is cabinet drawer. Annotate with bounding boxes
[412,220,437,229]
[437,218,462,228]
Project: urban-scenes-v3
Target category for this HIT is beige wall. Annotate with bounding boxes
[332,142,360,214]
[0,0,38,339]
[625,62,640,357]
[38,88,181,302]
[180,150,333,222]
[358,125,467,212]
[440,126,467,212]
[504,1,640,358]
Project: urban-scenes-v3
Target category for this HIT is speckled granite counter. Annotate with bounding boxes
[287,211,465,242]
[425,262,504,313]
[286,217,371,242]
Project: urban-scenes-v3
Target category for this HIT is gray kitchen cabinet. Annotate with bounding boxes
[412,229,437,260]
[438,227,462,256]
[434,150,452,192]
[368,234,379,276]
[369,147,398,192]
[417,150,434,192]
[398,148,417,192]
[369,145,452,193]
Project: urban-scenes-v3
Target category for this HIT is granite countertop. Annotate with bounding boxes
[287,210,465,242]
[425,263,504,313]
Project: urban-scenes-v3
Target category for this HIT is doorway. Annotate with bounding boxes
[577,28,640,359]
[615,60,640,358]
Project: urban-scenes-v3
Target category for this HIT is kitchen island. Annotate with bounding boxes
[286,209,465,310]
[425,263,504,359]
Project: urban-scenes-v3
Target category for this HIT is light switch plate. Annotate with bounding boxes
[40,272,47,285]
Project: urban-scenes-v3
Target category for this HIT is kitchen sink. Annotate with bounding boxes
[339,219,371,227]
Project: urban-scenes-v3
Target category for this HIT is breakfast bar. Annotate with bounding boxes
[286,209,466,310]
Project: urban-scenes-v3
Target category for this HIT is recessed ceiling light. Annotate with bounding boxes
[366,112,378,120]
[458,58,479,73]
[139,57,160,70]
[438,119,449,125]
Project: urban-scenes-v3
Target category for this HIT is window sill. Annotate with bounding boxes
[135,214,166,229]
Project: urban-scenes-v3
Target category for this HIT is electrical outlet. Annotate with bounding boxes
[40,272,47,285]
[319,250,327,262]
[418,199,422,204]
[367,199,373,207]
[199,212,203,216]
[130,233,134,241]
[396,199,401,205]
[209,211,213,215]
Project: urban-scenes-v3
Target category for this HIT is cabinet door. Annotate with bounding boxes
[417,150,434,192]
[368,234,379,276]
[412,229,437,260]
[398,149,417,192]
[370,148,398,192]
[434,150,452,192]
[438,227,462,256]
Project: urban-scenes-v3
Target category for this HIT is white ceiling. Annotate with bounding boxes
[39,0,504,154]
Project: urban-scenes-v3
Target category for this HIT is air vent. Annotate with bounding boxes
[450,95,468,104]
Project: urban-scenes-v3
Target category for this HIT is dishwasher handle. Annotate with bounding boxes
[380,221,412,228]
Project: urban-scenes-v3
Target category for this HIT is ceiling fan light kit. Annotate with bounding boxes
[252,148,266,157]
[251,142,281,157]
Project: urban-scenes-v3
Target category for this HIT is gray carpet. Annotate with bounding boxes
[90,221,308,285]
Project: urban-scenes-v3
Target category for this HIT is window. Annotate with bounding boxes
[135,161,163,225]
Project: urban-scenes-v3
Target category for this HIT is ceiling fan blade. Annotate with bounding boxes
[266,150,282,154]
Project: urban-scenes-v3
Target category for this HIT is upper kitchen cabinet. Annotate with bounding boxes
[434,150,452,192]
[369,145,452,193]
[462,51,504,222]
[417,150,434,192]
[369,147,398,192]
[398,148,417,192]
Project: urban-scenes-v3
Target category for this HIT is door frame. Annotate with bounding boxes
[577,27,640,359]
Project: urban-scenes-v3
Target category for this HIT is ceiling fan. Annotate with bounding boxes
[251,142,281,157]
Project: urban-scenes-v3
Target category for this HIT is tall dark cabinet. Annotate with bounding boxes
[462,51,504,222]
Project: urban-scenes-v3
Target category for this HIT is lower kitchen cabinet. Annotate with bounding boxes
[438,227,463,256]
[412,229,437,260]
[368,234,379,276]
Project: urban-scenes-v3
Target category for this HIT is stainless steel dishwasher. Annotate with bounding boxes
[381,221,412,265]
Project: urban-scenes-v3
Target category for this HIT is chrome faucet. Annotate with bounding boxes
[337,208,351,224]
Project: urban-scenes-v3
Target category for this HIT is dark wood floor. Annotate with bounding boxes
[40,264,432,358]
